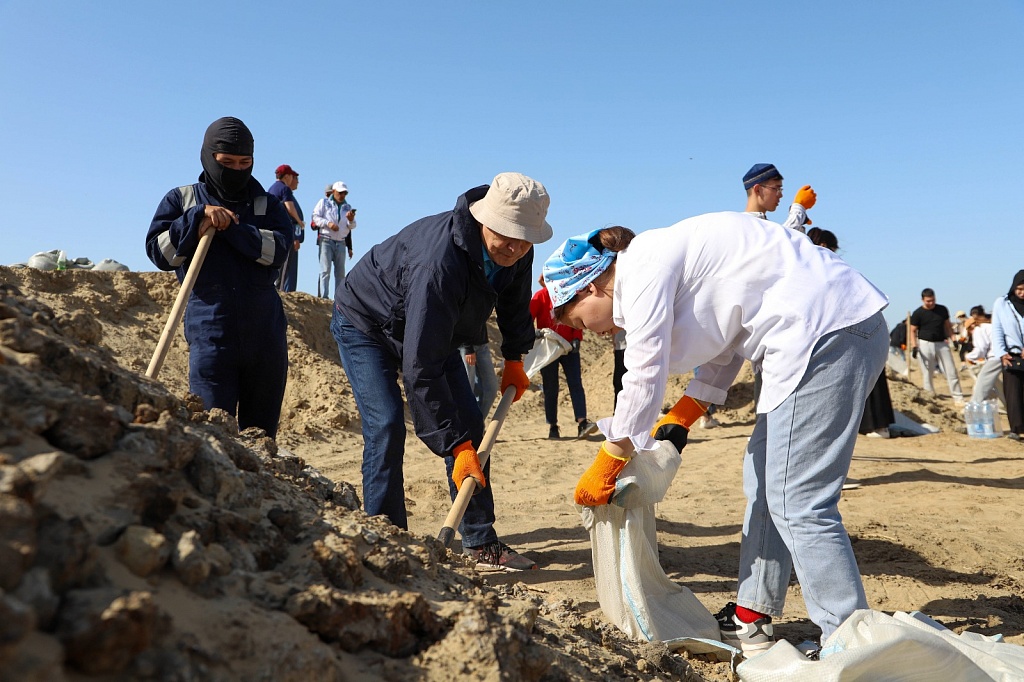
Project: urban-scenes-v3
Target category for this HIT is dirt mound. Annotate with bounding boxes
[0,268,712,681]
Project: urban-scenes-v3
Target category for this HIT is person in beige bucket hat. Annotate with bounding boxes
[469,171,553,244]
[330,172,552,570]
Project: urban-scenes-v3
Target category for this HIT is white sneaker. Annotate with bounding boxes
[698,415,720,429]
[866,427,890,439]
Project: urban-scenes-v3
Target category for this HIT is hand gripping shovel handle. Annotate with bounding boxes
[437,385,517,547]
[145,230,214,379]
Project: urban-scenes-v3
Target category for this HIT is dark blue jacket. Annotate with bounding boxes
[266,180,305,244]
[145,178,292,291]
[336,184,535,456]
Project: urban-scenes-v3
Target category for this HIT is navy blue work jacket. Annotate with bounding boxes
[336,185,536,456]
[145,178,292,291]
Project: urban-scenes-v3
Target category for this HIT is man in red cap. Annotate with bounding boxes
[268,164,304,292]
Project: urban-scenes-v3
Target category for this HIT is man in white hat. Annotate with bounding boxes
[312,181,356,298]
[331,172,552,570]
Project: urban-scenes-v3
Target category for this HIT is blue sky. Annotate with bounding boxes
[2,1,1022,326]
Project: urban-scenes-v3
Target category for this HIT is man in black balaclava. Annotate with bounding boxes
[145,117,293,438]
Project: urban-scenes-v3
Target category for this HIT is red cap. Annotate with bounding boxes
[275,164,299,177]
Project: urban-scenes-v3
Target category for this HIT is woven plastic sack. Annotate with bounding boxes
[578,441,723,648]
[26,250,59,271]
[523,328,572,379]
[93,259,129,272]
[737,609,1024,681]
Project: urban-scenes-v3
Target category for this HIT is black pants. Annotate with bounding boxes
[613,349,626,409]
[859,370,895,434]
[1003,367,1024,435]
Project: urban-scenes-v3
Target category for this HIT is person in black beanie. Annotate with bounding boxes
[145,117,293,438]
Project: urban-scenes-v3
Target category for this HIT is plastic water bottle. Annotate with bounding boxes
[56,250,68,271]
[981,401,997,438]
[964,402,984,438]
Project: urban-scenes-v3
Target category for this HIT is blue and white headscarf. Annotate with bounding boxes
[542,229,617,307]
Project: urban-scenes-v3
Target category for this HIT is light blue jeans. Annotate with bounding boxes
[736,311,887,641]
[318,239,348,299]
[460,343,499,419]
[970,357,1005,407]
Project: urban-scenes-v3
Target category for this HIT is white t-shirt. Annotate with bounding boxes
[967,322,994,362]
[602,211,888,452]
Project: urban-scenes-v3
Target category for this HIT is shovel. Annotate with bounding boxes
[437,384,517,548]
[436,329,574,547]
[145,230,214,379]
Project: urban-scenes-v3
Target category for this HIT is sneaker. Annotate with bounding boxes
[796,640,821,660]
[715,602,775,655]
[698,415,721,429]
[1007,432,1022,442]
[577,419,598,439]
[548,425,560,440]
[866,427,890,439]
[464,541,537,571]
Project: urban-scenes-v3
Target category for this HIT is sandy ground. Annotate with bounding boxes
[5,265,1023,680]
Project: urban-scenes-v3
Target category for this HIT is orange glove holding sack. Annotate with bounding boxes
[452,441,486,492]
[574,442,630,506]
[651,395,707,452]
[793,184,817,210]
[500,360,529,402]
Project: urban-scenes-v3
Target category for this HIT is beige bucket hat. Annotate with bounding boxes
[469,172,552,244]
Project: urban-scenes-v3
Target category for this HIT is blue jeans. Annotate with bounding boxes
[318,239,347,299]
[460,343,499,419]
[736,312,887,640]
[331,308,497,547]
[540,350,587,425]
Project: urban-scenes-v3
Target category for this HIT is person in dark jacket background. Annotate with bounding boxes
[146,117,292,438]
[267,163,304,292]
[332,172,552,570]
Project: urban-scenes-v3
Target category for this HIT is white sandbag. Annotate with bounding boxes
[893,410,939,435]
[737,609,1024,682]
[523,328,572,379]
[93,259,130,272]
[27,250,60,271]
[578,441,725,654]
[886,347,908,375]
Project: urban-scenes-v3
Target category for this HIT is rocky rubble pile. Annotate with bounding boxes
[0,275,709,680]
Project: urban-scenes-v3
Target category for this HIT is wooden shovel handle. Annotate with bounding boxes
[145,230,214,379]
[437,385,517,547]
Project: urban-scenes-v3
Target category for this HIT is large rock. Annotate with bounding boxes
[0,495,36,590]
[286,585,445,656]
[171,530,210,587]
[56,589,167,675]
[115,525,170,578]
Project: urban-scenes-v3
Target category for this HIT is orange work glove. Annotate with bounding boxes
[651,395,707,452]
[452,441,486,492]
[500,360,529,402]
[793,185,817,210]
[574,442,630,506]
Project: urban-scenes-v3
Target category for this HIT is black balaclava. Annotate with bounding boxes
[200,117,255,203]
[1008,269,1024,318]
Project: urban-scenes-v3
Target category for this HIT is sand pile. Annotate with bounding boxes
[0,268,708,681]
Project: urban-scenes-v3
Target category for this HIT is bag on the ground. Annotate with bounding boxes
[578,441,723,649]
[737,609,1024,681]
